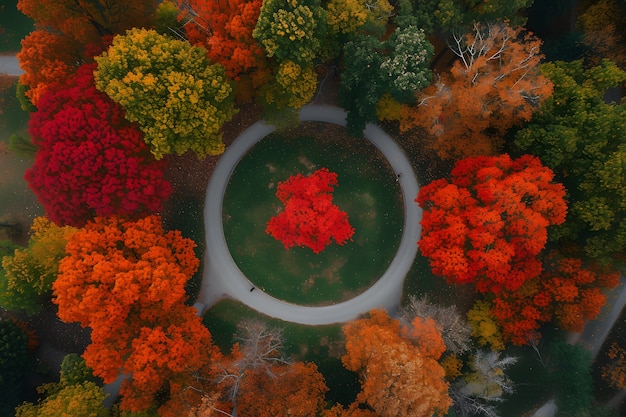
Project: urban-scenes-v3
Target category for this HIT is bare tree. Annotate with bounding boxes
[213,320,291,417]
[451,350,518,417]
[399,295,473,354]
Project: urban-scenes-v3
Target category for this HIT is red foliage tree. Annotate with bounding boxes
[417,154,567,294]
[266,168,355,254]
[491,254,620,345]
[25,63,172,227]
[179,0,267,81]
[52,215,218,415]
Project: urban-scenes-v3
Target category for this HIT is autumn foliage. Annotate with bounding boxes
[94,28,237,160]
[417,154,567,294]
[339,309,452,417]
[384,23,553,159]
[266,168,355,254]
[52,215,216,415]
[179,0,266,81]
[490,255,620,345]
[25,64,172,227]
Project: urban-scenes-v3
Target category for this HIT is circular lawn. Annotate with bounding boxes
[222,123,404,305]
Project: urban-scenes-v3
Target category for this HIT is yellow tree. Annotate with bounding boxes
[94,28,237,160]
[340,309,452,417]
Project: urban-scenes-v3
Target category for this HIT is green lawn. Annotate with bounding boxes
[223,131,404,305]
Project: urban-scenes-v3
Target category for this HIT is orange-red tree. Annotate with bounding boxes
[417,154,567,294]
[383,23,553,159]
[52,215,218,416]
[490,254,620,345]
[16,0,156,107]
[339,309,452,417]
[266,168,355,254]
[178,0,267,82]
[16,30,83,106]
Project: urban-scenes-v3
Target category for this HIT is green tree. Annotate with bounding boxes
[515,59,626,265]
[252,0,326,116]
[339,25,433,135]
[94,28,237,160]
[0,217,77,315]
[543,341,593,416]
[253,0,326,67]
[15,382,108,417]
[395,0,533,33]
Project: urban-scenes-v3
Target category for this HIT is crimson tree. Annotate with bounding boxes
[266,168,354,254]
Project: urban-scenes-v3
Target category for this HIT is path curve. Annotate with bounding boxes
[195,105,421,325]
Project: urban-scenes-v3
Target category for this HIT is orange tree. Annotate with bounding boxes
[332,309,451,417]
[52,215,218,416]
[417,154,567,295]
[16,0,156,107]
[266,168,354,254]
[380,23,553,159]
[178,0,267,83]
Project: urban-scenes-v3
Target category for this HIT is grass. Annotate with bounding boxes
[0,0,34,52]
[223,131,403,305]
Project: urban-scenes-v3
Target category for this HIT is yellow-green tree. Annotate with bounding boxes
[94,28,237,160]
[16,382,108,417]
[252,0,326,115]
[466,300,505,351]
[16,354,107,417]
[0,217,77,315]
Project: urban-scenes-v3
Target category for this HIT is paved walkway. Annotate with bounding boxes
[0,55,23,76]
[195,105,421,325]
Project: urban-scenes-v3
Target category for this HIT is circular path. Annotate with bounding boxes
[195,105,421,325]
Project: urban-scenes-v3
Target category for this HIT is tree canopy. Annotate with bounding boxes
[339,309,452,417]
[515,59,626,266]
[382,23,552,159]
[25,63,172,227]
[417,154,567,294]
[0,217,77,314]
[266,168,354,254]
[52,215,217,415]
[94,28,237,160]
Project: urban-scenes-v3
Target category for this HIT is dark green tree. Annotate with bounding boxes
[543,341,593,416]
[0,318,34,416]
[515,59,626,266]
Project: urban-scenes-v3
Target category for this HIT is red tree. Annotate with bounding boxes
[53,215,218,415]
[417,154,567,294]
[25,63,172,227]
[266,168,355,254]
[491,254,620,345]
